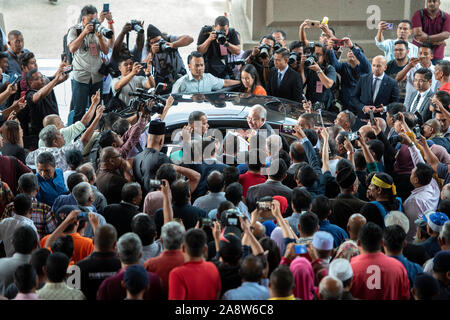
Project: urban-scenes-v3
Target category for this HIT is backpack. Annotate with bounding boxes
[62,26,81,64]
[86,136,102,171]
[420,9,446,30]
[370,197,403,227]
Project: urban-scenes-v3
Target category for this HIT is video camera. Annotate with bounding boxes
[224,209,242,229]
[89,19,113,39]
[130,20,144,34]
[126,83,169,116]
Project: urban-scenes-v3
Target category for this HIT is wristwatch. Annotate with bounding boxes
[316,70,324,75]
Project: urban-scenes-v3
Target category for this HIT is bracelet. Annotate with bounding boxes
[108,20,114,24]
[317,70,324,74]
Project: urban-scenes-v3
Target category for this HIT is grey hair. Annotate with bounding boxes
[439,221,450,243]
[319,275,344,300]
[266,135,282,155]
[117,232,142,264]
[39,125,59,147]
[250,104,267,120]
[161,221,185,250]
[77,163,96,183]
[36,152,55,167]
[384,211,409,234]
[72,182,93,206]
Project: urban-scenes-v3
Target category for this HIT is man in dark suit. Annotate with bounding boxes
[246,159,293,214]
[102,182,142,238]
[351,55,399,118]
[283,141,306,189]
[407,68,434,124]
[266,48,303,102]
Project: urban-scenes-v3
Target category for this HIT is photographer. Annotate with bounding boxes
[300,43,337,111]
[68,5,111,123]
[243,35,276,87]
[197,16,241,79]
[131,24,192,94]
[111,55,155,107]
[299,19,342,59]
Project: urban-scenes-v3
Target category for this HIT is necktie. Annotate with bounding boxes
[277,72,283,88]
[372,77,380,103]
[411,93,421,113]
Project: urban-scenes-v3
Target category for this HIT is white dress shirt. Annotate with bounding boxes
[0,214,39,257]
[404,63,440,107]
[409,87,431,113]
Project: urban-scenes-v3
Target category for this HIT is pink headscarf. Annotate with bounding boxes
[430,144,450,165]
[289,257,315,300]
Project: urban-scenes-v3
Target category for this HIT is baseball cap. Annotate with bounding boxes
[123,265,149,294]
[433,251,450,273]
[329,258,353,282]
[272,195,288,215]
[219,233,242,261]
[312,231,334,250]
[422,211,449,233]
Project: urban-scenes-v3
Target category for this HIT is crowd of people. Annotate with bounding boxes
[0,0,449,301]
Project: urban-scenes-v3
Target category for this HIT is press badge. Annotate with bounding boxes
[316,81,323,93]
[219,45,228,56]
[89,42,99,56]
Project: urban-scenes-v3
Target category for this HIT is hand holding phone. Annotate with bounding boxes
[369,109,375,126]
[103,3,110,12]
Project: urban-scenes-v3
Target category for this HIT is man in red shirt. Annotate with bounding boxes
[144,221,185,296]
[350,222,410,300]
[169,229,221,300]
[411,0,450,62]
[435,61,450,93]
[239,148,267,198]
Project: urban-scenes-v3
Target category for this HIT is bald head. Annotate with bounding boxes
[441,183,450,200]
[372,55,387,77]
[358,125,376,143]
[252,221,266,240]
[347,214,367,240]
[206,170,224,193]
[94,224,117,252]
[43,114,64,129]
[377,118,387,134]
[319,276,343,300]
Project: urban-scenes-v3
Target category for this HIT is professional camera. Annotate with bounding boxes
[215,30,227,45]
[125,83,169,117]
[90,19,113,39]
[156,38,172,53]
[288,51,301,65]
[273,42,282,52]
[130,20,144,34]
[98,61,120,77]
[224,209,242,229]
[227,59,246,68]
[258,44,271,59]
[304,53,318,67]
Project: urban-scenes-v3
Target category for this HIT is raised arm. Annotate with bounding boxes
[161,179,174,225]
[45,210,80,248]
[80,105,104,147]
[172,164,201,193]
[320,129,330,173]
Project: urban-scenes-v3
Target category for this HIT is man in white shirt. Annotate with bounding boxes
[0,194,39,257]
[403,143,440,242]
[375,20,418,62]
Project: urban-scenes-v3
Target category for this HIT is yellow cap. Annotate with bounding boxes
[322,17,329,25]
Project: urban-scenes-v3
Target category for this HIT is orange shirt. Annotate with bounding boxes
[253,85,267,96]
[40,233,94,264]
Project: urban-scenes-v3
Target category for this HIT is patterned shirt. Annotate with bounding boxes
[334,240,360,261]
[26,140,84,172]
[2,198,57,239]
[0,181,14,216]
[36,282,86,300]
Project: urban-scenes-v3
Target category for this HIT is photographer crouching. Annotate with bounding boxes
[197,16,241,79]
[68,5,113,123]
[131,24,192,94]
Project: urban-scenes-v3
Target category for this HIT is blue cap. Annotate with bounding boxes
[123,265,149,294]
[312,231,334,250]
[433,251,450,273]
[423,211,449,233]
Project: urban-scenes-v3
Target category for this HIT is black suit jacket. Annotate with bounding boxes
[408,89,433,124]
[351,73,399,117]
[266,66,303,102]
[246,180,293,214]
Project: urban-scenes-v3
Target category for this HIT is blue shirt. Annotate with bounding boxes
[222,281,270,300]
[52,194,77,215]
[390,254,423,288]
[0,73,10,110]
[319,220,348,248]
[417,236,441,258]
[327,46,371,109]
[171,71,224,94]
[36,169,68,207]
[374,37,418,63]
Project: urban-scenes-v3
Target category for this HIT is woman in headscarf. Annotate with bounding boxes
[289,256,316,300]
